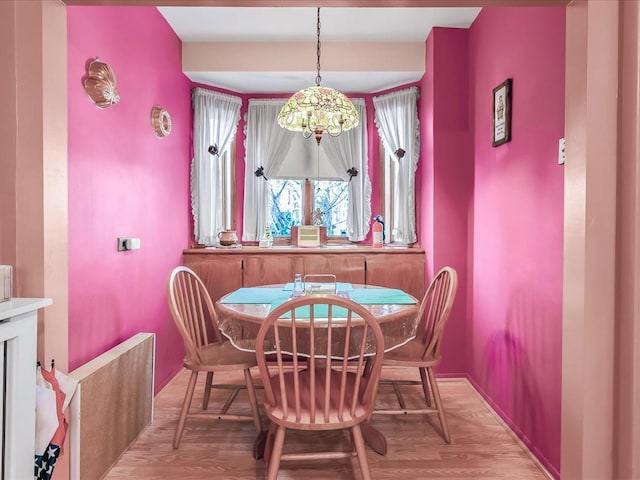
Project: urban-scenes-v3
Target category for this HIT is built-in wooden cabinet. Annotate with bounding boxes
[183,246,425,303]
[185,256,243,301]
[365,254,424,301]
[302,255,366,284]
[243,255,305,287]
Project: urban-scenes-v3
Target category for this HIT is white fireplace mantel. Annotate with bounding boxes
[0,298,52,480]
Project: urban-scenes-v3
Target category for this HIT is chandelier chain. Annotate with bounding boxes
[277,6,359,143]
[315,7,322,86]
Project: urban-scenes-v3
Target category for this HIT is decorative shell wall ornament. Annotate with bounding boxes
[150,105,172,137]
[83,58,120,109]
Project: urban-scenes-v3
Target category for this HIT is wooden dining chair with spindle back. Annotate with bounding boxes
[166,266,263,451]
[374,266,458,443]
[255,294,385,480]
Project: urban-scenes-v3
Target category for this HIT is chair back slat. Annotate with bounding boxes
[417,267,458,361]
[256,295,385,428]
[337,312,352,421]
[308,310,316,423]
[322,307,333,423]
[290,317,301,422]
[351,322,369,415]
[167,266,223,366]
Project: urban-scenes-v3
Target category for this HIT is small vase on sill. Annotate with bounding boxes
[259,226,273,248]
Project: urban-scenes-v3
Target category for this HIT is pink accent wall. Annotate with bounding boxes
[468,7,565,476]
[419,28,473,375]
[67,6,192,392]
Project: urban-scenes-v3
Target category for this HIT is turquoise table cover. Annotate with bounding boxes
[220,287,291,305]
[220,286,416,315]
[349,288,416,305]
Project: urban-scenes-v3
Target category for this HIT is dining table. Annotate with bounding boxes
[215,282,420,457]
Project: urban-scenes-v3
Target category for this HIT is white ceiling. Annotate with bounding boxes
[157,6,481,93]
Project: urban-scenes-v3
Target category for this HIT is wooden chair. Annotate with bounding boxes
[374,266,458,443]
[256,295,385,480]
[166,266,263,450]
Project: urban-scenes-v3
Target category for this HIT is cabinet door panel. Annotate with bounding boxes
[243,255,305,287]
[365,254,425,300]
[304,255,365,284]
[183,256,243,303]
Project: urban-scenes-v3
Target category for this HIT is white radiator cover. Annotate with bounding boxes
[0,298,52,480]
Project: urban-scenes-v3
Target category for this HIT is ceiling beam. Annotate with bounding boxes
[61,0,571,7]
[183,41,424,72]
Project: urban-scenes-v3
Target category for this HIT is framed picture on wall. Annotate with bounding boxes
[492,78,512,147]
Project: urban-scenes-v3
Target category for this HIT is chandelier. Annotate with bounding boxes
[277,8,359,145]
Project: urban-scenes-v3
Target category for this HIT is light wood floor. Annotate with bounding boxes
[104,368,550,479]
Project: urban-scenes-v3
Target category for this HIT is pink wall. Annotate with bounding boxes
[67,6,192,391]
[419,27,473,375]
[468,7,565,476]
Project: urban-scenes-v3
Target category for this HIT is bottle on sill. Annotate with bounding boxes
[372,215,384,248]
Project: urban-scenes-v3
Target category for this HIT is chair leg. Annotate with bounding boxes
[427,367,450,444]
[263,422,277,466]
[266,425,286,480]
[244,368,263,434]
[174,370,198,449]
[202,371,214,410]
[419,367,432,407]
[352,424,372,480]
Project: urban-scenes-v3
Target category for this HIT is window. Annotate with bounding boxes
[243,97,369,243]
[314,180,348,236]
[268,133,349,239]
[269,179,303,237]
[269,178,349,238]
[373,87,419,244]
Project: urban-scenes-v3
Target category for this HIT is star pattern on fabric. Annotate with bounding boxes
[34,444,61,480]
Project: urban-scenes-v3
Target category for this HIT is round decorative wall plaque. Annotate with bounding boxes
[150,105,172,137]
[83,58,120,109]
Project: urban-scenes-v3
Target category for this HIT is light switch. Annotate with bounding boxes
[558,138,566,165]
[117,237,141,251]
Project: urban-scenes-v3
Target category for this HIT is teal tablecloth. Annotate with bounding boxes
[220,286,416,317]
[220,287,290,305]
[349,288,415,305]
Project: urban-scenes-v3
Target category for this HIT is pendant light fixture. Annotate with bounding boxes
[277,8,359,145]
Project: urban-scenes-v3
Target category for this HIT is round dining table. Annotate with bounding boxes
[215,283,420,456]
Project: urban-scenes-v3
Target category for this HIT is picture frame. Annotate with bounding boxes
[492,78,512,147]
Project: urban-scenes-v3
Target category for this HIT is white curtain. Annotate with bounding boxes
[373,87,420,244]
[191,88,243,245]
[242,99,295,241]
[320,99,371,241]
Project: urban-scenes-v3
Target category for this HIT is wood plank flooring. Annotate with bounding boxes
[103,368,551,479]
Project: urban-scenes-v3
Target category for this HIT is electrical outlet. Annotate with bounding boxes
[117,237,128,251]
[117,237,141,251]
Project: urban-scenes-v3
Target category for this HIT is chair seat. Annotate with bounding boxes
[264,368,369,430]
[382,338,441,367]
[184,341,258,371]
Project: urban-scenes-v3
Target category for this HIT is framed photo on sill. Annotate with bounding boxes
[492,78,512,147]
